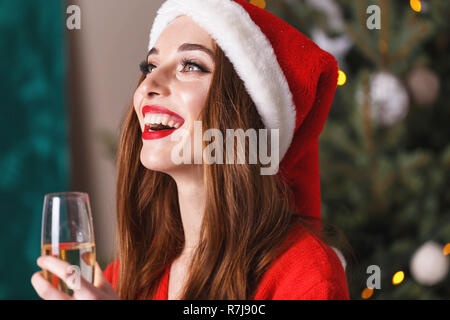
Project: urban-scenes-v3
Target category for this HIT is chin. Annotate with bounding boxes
[139,150,175,173]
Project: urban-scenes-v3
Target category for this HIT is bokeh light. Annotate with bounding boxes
[392,271,405,285]
[410,0,422,12]
[250,0,266,9]
[338,70,347,86]
[361,287,374,299]
[443,243,450,256]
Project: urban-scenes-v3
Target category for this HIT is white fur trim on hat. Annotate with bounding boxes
[148,0,296,160]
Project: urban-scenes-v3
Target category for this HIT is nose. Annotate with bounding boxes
[139,68,171,98]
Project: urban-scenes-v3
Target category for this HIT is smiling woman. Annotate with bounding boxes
[31,0,350,301]
[103,0,349,301]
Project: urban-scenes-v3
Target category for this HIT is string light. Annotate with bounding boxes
[337,70,347,86]
[392,271,405,285]
[443,243,450,256]
[250,0,266,9]
[410,0,422,12]
[361,287,374,299]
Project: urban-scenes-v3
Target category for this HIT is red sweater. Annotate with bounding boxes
[104,223,350,299]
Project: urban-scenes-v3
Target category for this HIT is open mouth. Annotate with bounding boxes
[141,105,185,140]
[146,123,177,131]
[144,113,183,132]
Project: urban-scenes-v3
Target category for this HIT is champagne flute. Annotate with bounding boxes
[41,192,96,296]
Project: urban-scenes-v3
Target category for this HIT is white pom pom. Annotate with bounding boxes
[410,241,449,286]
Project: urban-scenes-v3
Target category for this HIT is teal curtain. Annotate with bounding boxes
[0,0,67,299]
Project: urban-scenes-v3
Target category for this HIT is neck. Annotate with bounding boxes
[169,165,205,252]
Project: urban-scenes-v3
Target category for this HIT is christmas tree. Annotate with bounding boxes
[263,0,450,299]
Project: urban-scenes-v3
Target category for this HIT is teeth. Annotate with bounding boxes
[144,113,182,128]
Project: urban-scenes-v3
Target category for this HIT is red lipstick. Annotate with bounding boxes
[141,105,185,141]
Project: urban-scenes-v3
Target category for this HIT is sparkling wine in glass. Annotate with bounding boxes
[41,192,96,296]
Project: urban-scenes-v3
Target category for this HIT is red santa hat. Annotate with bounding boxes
[148,0,339,221]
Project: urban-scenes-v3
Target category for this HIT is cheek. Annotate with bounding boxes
[133,89,143,114]
[181,83,210,121]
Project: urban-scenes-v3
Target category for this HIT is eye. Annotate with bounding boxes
[180,59,208,73]
[139,59,210,75]
[139,61,155,75]
[183,62,201,72]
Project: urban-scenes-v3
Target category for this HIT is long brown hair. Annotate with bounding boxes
[113,43,346,299]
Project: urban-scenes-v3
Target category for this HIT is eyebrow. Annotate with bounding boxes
[147,43,214,61]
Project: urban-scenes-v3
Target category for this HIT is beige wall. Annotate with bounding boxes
[67,0,165,268]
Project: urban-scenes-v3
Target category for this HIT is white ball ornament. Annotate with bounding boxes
[369,71,410,127]
[410,241,449,286]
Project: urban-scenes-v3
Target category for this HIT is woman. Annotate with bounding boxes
[31,0,349,300]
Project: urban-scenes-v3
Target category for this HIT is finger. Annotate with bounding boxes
[93,261,119,298]
[37,256,98,299]
[37,256,79,285]
[94,261,107,287]
[31,271,73,300]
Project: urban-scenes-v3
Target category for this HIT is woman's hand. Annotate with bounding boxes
[31,256,120,300]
